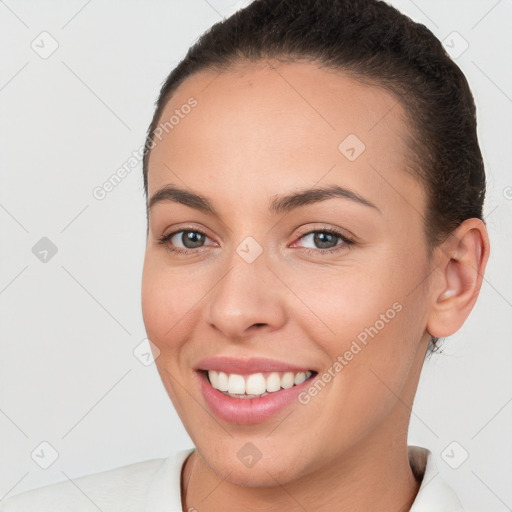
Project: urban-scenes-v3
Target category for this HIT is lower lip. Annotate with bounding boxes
[197,371,313,425]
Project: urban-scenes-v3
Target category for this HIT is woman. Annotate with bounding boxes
[1,0,490,510]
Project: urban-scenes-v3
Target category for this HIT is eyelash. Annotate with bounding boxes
[157,226,355,256]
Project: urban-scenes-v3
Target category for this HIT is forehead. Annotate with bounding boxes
[147,60,424,218]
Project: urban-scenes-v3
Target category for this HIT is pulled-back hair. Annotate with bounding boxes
[142,0,486,351]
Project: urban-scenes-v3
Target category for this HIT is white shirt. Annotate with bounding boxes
[0,446,463,511]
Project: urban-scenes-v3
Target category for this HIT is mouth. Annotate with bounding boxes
[201,369,316,399]
[194,358,319,424]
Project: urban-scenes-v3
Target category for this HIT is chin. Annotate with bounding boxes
[195,439,316,488]
[212,456,301,488]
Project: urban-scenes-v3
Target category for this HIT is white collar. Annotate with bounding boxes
[408,445,464,511]
[145,446,463,511]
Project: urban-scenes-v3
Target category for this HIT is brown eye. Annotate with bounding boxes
[297,230,348,250]
[290,227,356,257]
[157,228,216,255]
[309,231,339,249]
[174,230,206,249]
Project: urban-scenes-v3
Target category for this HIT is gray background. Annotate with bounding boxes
[0,0,511,510]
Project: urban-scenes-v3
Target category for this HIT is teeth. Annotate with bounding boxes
[266,372,281,392]
[246,373,267,395]
[281,372,295,389]
[207,370,313,396]
[217,371,229,391]
[294,371,306,385]
[208,370,219,388]
[228,373,246,394]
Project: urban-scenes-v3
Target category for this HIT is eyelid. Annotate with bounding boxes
[159,223,216,242]
[292,223,356,243]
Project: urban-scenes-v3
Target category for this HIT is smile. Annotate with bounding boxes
[206,370,313,398]
[194,357,318,424]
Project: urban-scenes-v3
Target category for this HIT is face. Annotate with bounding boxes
[142,60,434,486]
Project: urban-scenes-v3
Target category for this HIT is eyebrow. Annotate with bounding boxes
[148,183,380,215]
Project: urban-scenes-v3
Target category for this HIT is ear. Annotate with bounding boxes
[426,218,490,338]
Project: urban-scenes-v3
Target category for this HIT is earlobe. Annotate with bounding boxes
[427,218,490,338]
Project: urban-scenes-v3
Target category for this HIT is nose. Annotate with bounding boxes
[204,250,287,340]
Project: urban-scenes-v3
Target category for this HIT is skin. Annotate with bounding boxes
[141,60,490,511]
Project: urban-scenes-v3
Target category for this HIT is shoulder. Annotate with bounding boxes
[0,449,193,512]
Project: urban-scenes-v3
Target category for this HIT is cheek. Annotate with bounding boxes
[288,256,425,401]
[291,284,419,449]
[141,257,204,353]
[285,260,406,348]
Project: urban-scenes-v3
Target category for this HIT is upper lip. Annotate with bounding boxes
[195,356,314,374]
